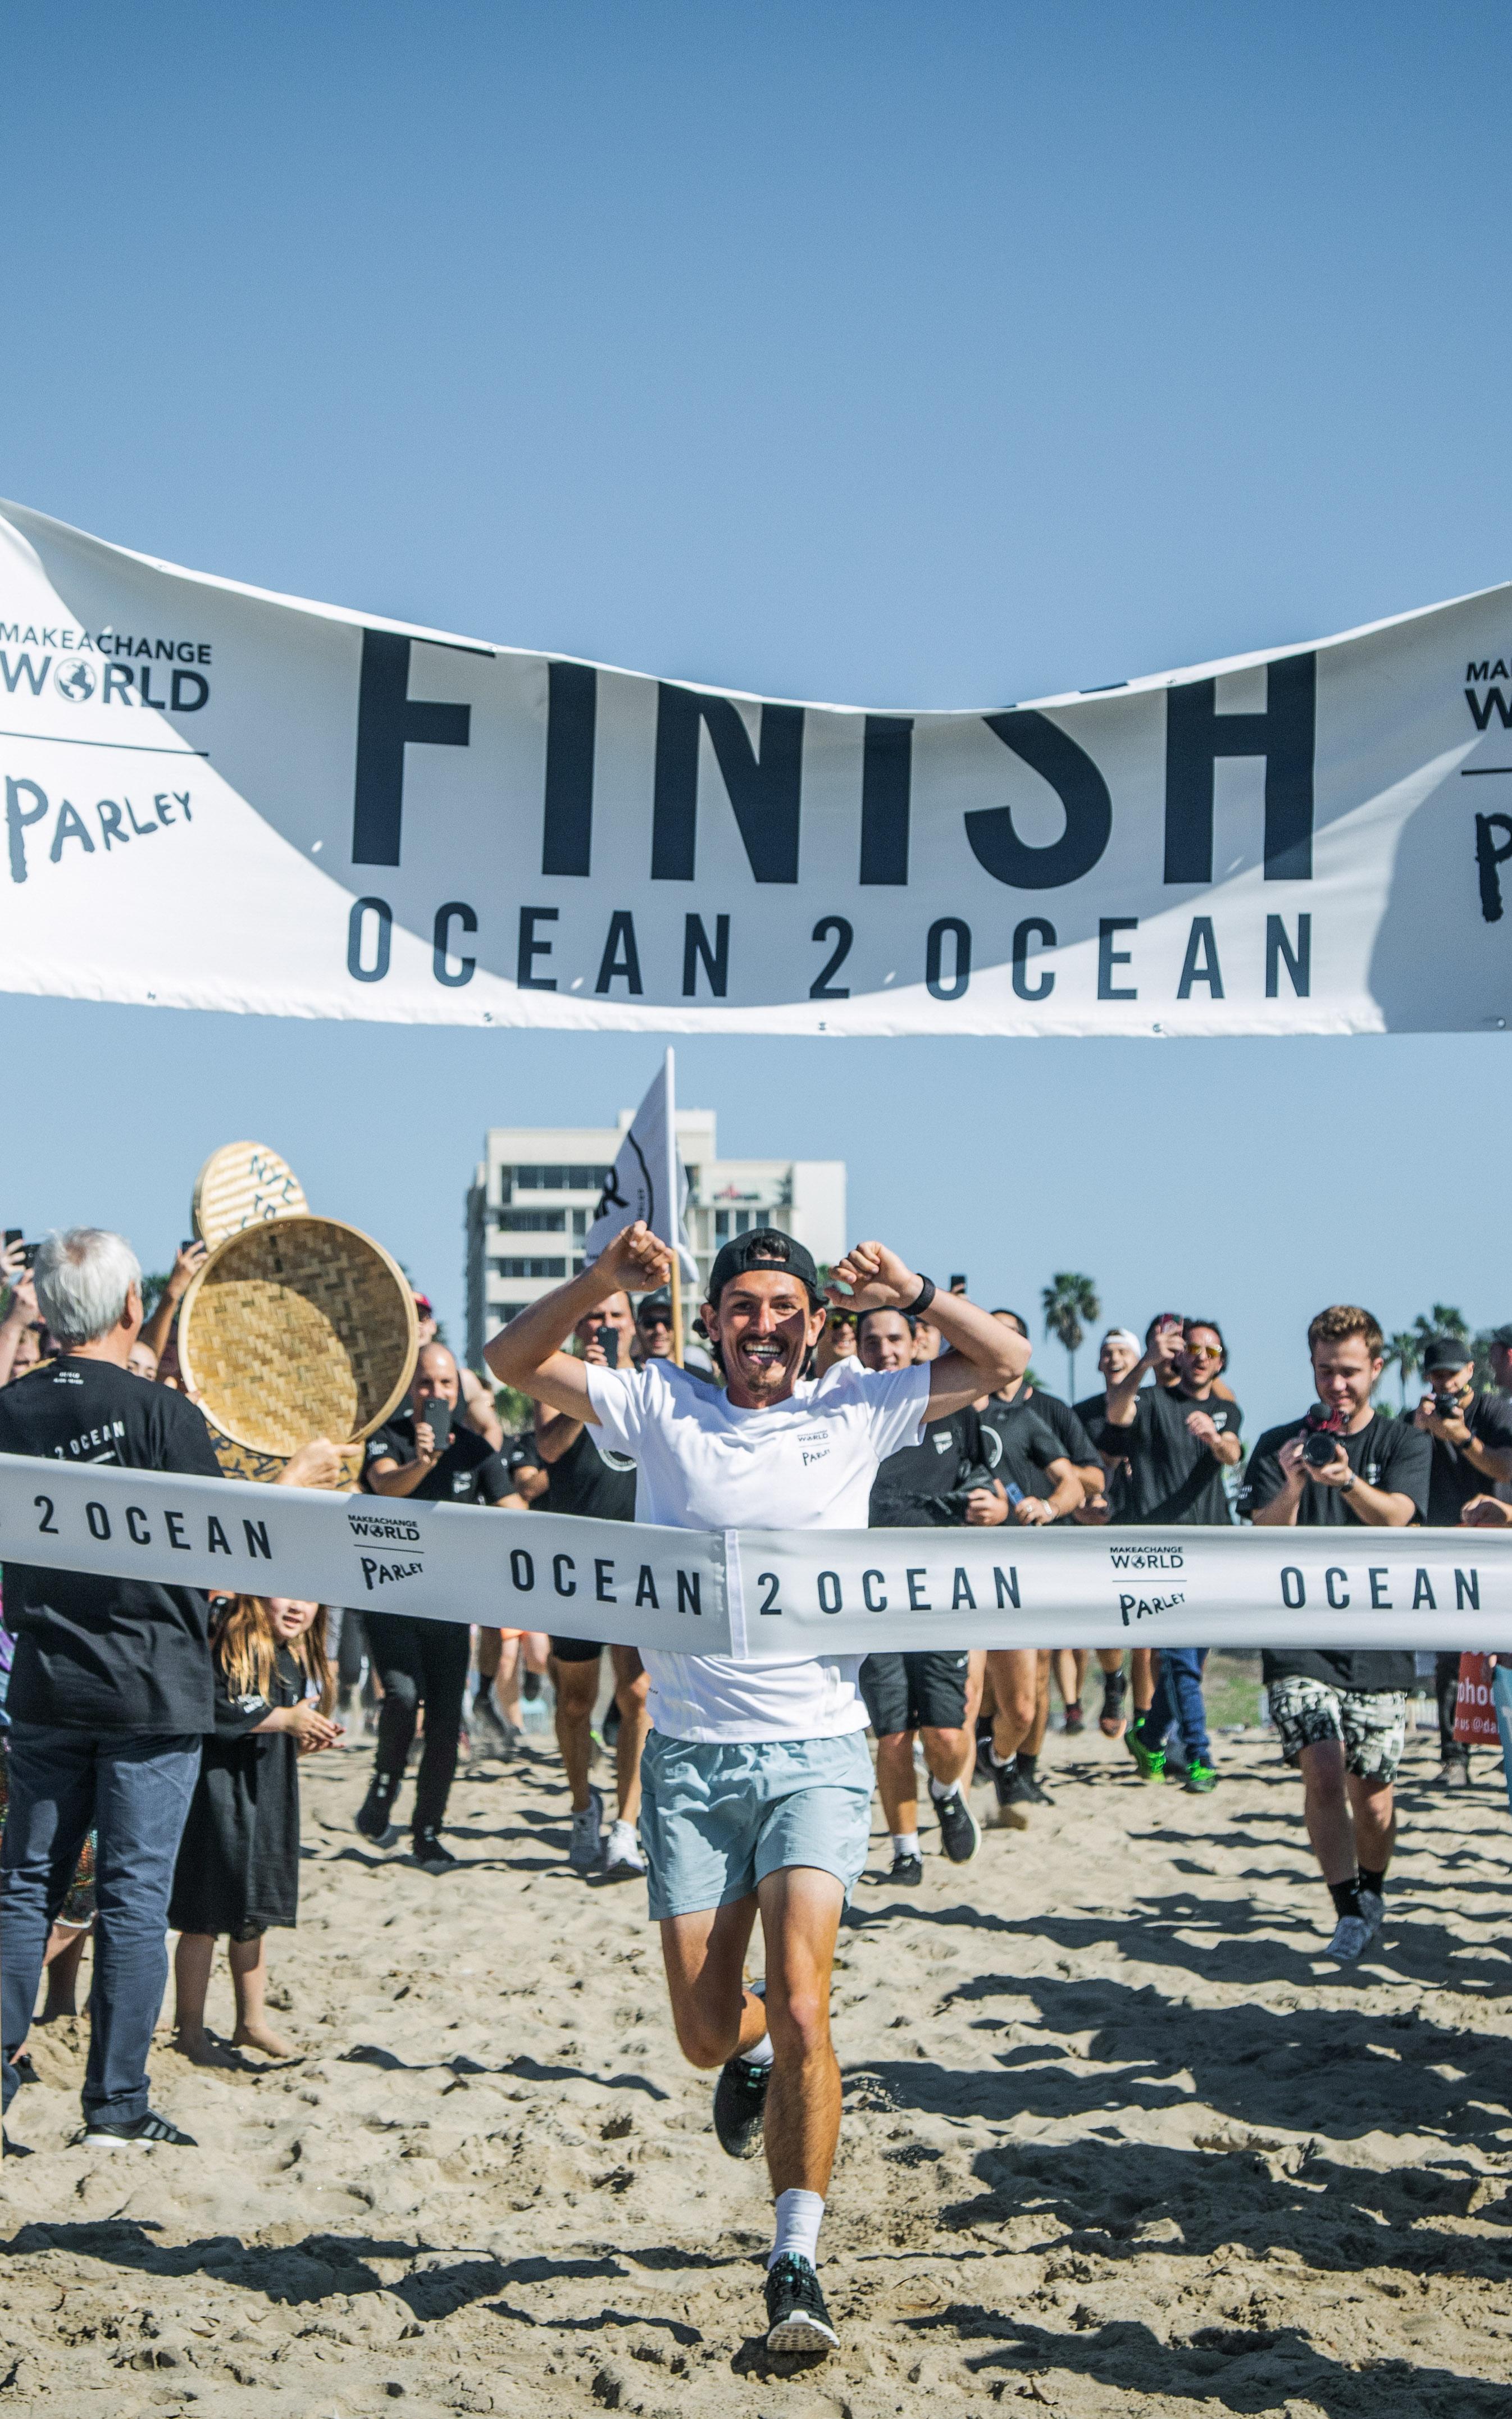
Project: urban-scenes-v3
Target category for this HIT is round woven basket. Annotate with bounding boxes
[177,1215,418,1456]
[192,1140,308,1250]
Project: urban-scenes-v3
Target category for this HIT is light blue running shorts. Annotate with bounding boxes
[638,1730,875,1921]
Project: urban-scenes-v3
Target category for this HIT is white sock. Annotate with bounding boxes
[742,1978,773,2066]
[892,1830,921,1858]
[769,2186,825,2271]
[928,1774,959,1803]
[989,1747,1013,1770]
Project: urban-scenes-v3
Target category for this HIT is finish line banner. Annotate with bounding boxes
[2,498,1511,1039]
[5,1457,1512,1654]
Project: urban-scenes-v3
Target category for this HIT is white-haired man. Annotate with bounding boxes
[488,1222,1024,2356]
[0,1228,226,2149]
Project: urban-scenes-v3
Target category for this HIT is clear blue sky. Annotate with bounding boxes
[4,2,1509,1427]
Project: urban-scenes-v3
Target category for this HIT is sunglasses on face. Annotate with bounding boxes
[1185,1341,1223,1360]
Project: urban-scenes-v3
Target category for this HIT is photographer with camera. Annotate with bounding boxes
[1407,1333,1512,1787]
[1240,1305,1429,1962]
[532,1291,650,1881]
[354,1343,515,1871]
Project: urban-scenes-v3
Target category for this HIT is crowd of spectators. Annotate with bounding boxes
[3,1217,1510,2148]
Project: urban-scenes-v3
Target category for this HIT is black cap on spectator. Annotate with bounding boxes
[1422,1333,1472,1372]
[705,1227,822,1308]
[1487,1324,1512,1349]
[636,1288,674,1328]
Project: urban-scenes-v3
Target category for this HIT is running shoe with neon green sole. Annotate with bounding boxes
[1126,1730,1166,1783]
[1183,1760,1218,1793]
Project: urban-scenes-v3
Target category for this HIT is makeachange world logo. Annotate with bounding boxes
[345,1504,425,1596]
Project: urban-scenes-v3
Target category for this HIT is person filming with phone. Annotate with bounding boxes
[1238,1305,1430,1964]
[353,1342,514,1870]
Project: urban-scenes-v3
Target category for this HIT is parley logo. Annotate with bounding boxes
[54,659,95,703]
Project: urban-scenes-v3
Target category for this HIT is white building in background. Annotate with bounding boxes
[465,1110,845,1366]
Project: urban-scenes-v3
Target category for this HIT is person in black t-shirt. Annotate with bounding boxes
[1240,1304,1431,1965]
[854,1309,991,1882]
[1109,1319,1240,1792]
[1074,1327,1145,1735]
[1099,1317,1242,1528]
[355,1343,512,1870]
[533,1292,649,1883]
[0,1228,224,2149]
[982,1311,1104,1733]
[1403,1334,1512,1786]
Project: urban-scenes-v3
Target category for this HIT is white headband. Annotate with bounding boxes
[1103,1328,1141,1354]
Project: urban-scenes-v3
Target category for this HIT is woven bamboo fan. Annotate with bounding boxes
[192,1141,308,1250]
[177,1215,418,1456]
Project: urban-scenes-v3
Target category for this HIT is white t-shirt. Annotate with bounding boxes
[585,1355,931,1743]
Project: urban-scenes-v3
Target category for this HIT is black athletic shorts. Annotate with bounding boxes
[860,1650,970,1738]
[549,1635,605,1664]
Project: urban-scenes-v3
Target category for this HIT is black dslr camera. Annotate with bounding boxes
[1300,1407,1346,1470]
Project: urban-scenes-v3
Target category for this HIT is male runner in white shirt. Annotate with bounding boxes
[489,1220,1024,2355]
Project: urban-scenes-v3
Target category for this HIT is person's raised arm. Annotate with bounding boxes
[1105,1324,1180,1429]
[485,1222,672,1423]
[141,1240,207,1366]
[0,1264,38,1388]
[826,1242,1027,1416]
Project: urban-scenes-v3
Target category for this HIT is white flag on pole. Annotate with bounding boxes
[581,1049,698,1289]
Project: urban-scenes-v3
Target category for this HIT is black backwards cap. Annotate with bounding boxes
[704,1227,822,1308]
[635,1288,674,1326]
[1422,1333,1473,1373]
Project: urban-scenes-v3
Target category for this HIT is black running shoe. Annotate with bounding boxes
[413,1825,458,1873]
[1015,1771,1054,1807]
[83,2110,197,2149]
[765,2255,838,2355]
[712,2053,770,2158]
[932,1788,981,1865]
[990,1759,1029,1830]
[887,1849,924,1887]
[356,1776,400,1844]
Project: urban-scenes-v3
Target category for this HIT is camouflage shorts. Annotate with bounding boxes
[1267,1678,1406,1783]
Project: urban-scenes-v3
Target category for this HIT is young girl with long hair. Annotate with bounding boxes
[170,1596,341,2063]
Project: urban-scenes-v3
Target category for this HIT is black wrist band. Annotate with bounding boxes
[904,1274,936,1318]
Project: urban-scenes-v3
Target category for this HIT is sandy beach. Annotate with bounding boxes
[7,1703,1512,2418]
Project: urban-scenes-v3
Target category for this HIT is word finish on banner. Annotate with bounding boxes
[4,1456,1511,1656]
[2,498,1511,1038]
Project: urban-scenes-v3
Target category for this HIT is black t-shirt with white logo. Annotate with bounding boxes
[869,1406,1001,1527]
[539,1423,637,1523]
[1105,1386,1241,1527]
[0,1356,225,1732]
[1238,1409,1431,1691]
[364,1412,511,1505]
[1403,1390,1512,1527]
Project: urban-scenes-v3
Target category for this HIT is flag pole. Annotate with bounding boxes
[664,1046,685,1368]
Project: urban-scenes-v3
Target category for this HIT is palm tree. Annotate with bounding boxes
[1384,1331,1420,1410]
[1042,1273,1100,1402]
[1414,1304,1468,1350]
